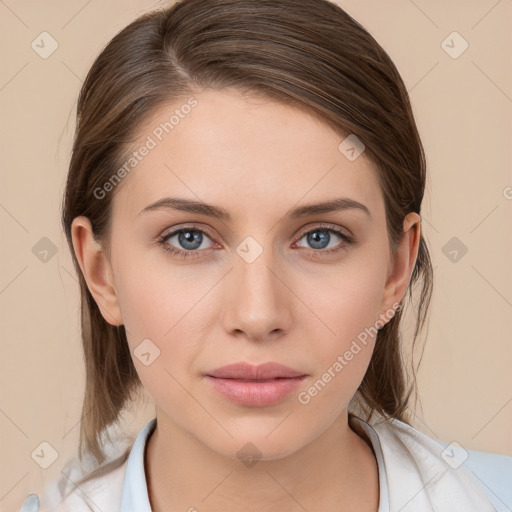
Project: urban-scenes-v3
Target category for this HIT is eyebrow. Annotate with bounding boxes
[138,196,371,221]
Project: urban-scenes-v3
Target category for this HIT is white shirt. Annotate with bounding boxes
[19,415,512,512]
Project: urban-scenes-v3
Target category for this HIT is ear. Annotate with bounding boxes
[379,212,421,321]
[70,216,123,326]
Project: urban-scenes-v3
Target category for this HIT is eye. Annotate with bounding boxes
[156,226,215,260]
[293,224,354,255]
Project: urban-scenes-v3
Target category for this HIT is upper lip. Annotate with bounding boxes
[206,362,307,380]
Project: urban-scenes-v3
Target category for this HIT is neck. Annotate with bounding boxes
[144,409,379,512]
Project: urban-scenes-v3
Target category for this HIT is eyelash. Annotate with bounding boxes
[155,223,354,261]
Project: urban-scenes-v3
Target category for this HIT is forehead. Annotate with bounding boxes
[111,88,384,223]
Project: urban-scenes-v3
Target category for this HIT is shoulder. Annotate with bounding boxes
[18,449,130,512]
[357,415,512,511]
[17,421,143,512]
[18,419,156,512]
[458,446,512,511]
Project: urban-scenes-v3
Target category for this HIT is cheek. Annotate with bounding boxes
[111,246,214,379]
[302,253,388,352]
[294,253,388,405]
[111,257,201,411]
[296,292,380,421]
[112,242,198,337]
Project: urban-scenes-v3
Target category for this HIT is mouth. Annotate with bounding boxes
[209,377,302,382]
[206,361,307,380]
[204,362,308,407]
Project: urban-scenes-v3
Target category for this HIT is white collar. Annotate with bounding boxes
[350,415,498,511]
[120,418,156,512]
[118,415,498,512]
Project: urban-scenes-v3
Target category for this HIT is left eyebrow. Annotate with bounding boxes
[286,197,371,220]
[138,196,372,221]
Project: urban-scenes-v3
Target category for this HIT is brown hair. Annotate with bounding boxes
[61,0,433,477]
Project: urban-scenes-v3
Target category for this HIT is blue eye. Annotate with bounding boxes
[156,224,354,260]
[295,227,352,253]
[156,227,214,260]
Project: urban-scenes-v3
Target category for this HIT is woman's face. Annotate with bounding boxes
[74,88,418,459]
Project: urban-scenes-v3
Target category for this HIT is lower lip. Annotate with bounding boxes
[205,375,307,407]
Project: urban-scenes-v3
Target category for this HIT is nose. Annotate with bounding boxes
[221,239,293,343]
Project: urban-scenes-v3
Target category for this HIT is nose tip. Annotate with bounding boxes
[223,251,292,341]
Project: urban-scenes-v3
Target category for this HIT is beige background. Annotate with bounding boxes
[1,0,511,509]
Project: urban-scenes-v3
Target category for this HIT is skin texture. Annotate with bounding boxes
[71,88,421,512]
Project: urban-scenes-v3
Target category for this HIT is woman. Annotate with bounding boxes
[19,0,512,510]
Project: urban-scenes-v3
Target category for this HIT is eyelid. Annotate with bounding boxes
[159,223,217,243]
[293,222,353,243]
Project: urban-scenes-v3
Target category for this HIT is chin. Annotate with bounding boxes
[198,420,312,463]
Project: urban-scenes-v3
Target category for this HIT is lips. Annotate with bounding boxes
[204,362,309,406]
[206,361,307,380]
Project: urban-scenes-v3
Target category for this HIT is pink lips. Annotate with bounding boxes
[205,362,308,407]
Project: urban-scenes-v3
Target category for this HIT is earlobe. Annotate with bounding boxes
[379,212,421,321]
[70,216,123,326]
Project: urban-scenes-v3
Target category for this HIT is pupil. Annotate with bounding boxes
[308,230,329,249]
[179,230,202,250]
